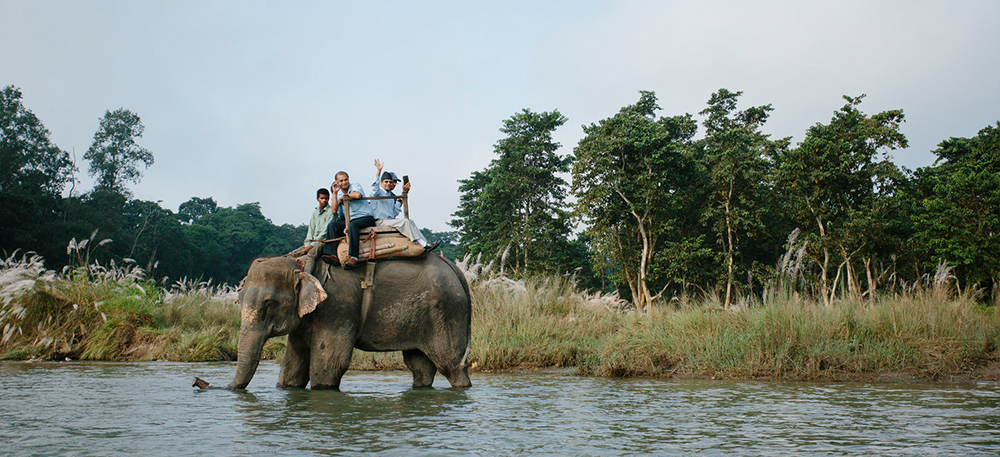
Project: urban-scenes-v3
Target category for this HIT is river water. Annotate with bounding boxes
[1,361,998,456]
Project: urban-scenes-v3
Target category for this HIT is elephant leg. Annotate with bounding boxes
[403,349,437,388]
[277,332,310,388]
[423,344,472,389]
[308,333,355,390]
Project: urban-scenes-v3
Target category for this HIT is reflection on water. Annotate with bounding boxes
[1,361,998,456]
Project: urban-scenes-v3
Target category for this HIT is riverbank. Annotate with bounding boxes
[2,253,998,382]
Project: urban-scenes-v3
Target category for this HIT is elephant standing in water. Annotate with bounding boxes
[206,254,472,390]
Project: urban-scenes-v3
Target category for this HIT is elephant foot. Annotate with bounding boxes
[309,383,342,391]
[445,371,472,389]
[193,377,211,389]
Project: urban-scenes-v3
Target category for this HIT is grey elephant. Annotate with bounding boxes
[202,254,472,390]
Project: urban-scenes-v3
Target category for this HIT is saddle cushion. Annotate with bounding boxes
[336,228,424,264]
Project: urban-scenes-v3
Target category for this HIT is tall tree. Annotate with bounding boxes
[451,109,575,275]
[698,89,787,308]
[84,108,153,197]
[909,122,1000,288]
[573,91,705,311]
[774,95,906,306]
[0,85,75,257]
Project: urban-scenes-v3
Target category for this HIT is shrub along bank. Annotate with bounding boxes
[2,253,997,381]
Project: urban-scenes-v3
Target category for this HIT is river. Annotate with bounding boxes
[1,361,997,455]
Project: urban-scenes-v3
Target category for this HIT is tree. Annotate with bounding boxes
[451,170,497,255]
[420,228,461,261]
[450,109,576,276]
[178,197,219,224]
[909,122,1000,288]
[698,89,788,308]
[0,86,74,196]
[189,202,304,284]
[84,108,153,197]
[774,95,906,306]
[573,91,706,311]
[0,85,75,257]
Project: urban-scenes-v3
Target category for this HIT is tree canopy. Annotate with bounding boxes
[697,89,788,307]
[3,85,998,302]
[451,109,579,276]
[573,91,706,310]
[0,85,76,257]
[774,95,907,306]
[84,108,153,197]
[908,122,1000,286]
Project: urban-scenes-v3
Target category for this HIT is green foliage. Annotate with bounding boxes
[0,85,74,197]
[697,89,789,306]
[909,122,1000,285]
[773,95,907,304]
[0,85,75,258]
[451,109,578,276]
[84,108,153,197]
[183,202,305,284]
[420,228,461,260]
[573,91,708,310]
[50,195,304,286]
[177,196,218,224]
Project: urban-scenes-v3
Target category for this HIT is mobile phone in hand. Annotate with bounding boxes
[403,175,409,185]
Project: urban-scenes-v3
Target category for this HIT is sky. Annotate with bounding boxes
[2,0,998,231]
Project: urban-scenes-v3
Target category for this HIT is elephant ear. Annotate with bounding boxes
[234,277,247,305]
[296,271,327,317]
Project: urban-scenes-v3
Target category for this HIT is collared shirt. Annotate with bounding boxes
[304,204,335,246]
[337,182,373,220]
[370,178,402,220]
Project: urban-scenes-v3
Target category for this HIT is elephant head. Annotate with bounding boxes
[229,257,326,389]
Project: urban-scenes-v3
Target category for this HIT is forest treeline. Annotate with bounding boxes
[451,90,999,309]
[2,84,998,306]
[0,85,456,285]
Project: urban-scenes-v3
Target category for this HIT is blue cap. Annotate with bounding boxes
[381,171,401,182]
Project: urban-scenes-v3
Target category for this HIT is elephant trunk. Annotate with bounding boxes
[229,324,267,389]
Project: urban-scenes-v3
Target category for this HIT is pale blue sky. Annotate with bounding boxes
[2,0,998,230]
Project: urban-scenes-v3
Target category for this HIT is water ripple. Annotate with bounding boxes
[0,362,997,456]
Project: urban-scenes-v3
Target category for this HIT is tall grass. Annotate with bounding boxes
[0,247,246,362]
[2,246,997,382]
[461,254,998,381]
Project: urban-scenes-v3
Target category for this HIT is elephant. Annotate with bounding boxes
[216,253,472,390]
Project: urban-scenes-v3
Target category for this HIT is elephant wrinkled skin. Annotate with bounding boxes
[227,254,472,390]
